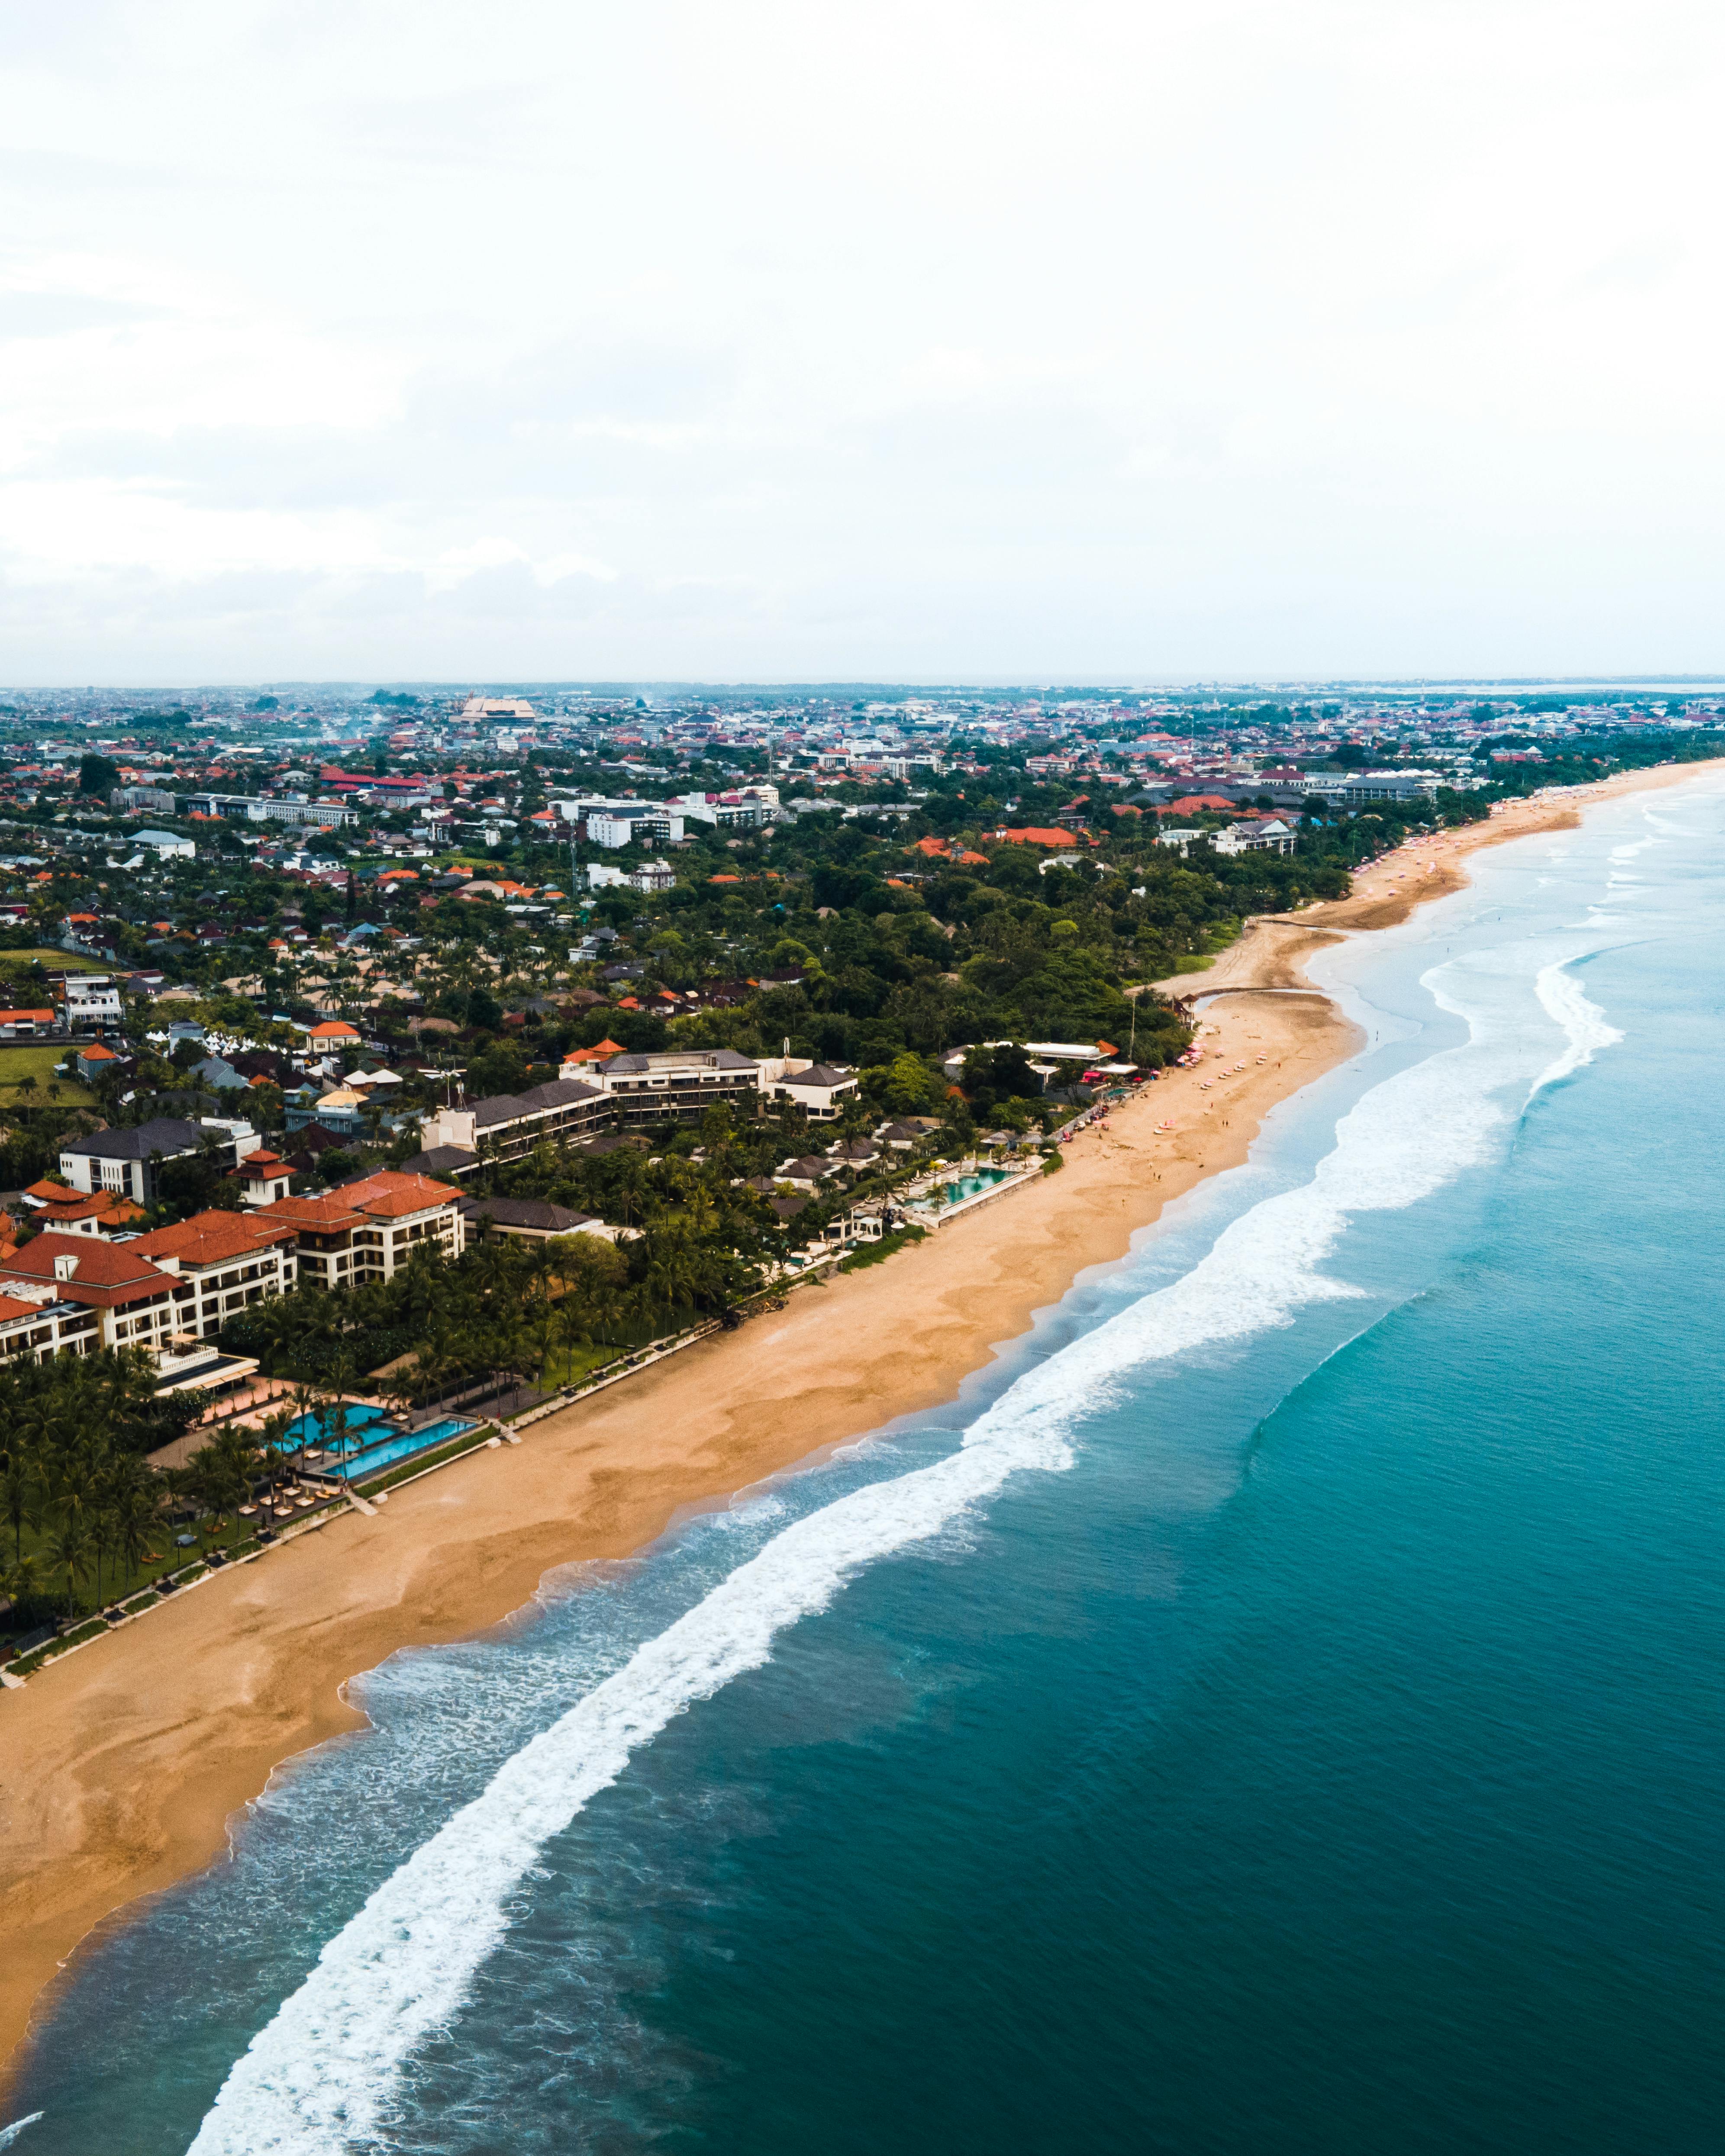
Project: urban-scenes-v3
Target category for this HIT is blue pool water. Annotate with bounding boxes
[941,1167,1011,1204]
[11,771,1725,2155]
[303,1416,480,1484]
[277,1402,393,1456]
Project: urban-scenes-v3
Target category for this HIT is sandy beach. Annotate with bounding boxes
[0,756,1716,2084]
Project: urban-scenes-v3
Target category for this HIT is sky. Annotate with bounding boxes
[1,0,1722,686]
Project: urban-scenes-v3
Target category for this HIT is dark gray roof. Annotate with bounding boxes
[191,1055,248,1091]
[781,1063,855,1088]
[456,1195,600,1233]
[601,1047,758,1075]
[62,1117,207,1160]
[404,1145,480,1178]
[470,1078,603,1130]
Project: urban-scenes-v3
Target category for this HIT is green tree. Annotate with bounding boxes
[108,1468,167,1592]
[1,1447,40,1563]
[49,1510,91,1617]
[0,1549,43,1620]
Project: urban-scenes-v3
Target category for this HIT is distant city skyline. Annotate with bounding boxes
[3,0,1721,683]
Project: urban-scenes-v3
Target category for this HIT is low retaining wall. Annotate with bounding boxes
[916,1164,1043,1229]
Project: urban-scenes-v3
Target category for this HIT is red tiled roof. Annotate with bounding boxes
[995,827,1080,847]
[34,1189,146,1229]
[129,1209,296,1268]
[0,1232,176,1306]
[258,1190,365,1231]
[339,1171,461,1219]
[256,1170,458,1232]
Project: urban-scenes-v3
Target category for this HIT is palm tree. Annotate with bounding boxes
[286,1381,320,1476]
[322,1350,358,1474]
[611,1147,647,1227]
[50,1511,91,1618]
[0,1449,40,1564]
[470,1235,514,1302]
[642,1224,703,1328]
[524,1305,558,1390]
[0,1549,42,1623]
[256,1405,297,1499]
[108,1472,167,1594]
[190,1428,258,1539]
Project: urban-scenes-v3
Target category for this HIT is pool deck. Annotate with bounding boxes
[908,1161,1044,1230]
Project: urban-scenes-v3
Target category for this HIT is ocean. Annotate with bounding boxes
[6,775,1725,2156]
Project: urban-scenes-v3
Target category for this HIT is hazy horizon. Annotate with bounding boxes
[3,1,1721,683]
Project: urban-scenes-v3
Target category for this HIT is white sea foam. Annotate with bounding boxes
[1530,959,1624,1093]
[184,954,1578,2155]
[0,2115,43,2149]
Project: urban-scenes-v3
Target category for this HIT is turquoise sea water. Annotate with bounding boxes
[8,777,1725,2154]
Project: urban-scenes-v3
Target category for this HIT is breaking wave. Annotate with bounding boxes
[1531,960,1624,1094]
[186,946,1599,2153]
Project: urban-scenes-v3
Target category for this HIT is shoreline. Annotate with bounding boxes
[1,754,1718,2085]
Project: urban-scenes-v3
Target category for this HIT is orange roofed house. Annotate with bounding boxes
[127,1209,301,1339]
[253,1170,464,1292]
[908,837,991,867]
[0,1174,466,1361]
[0,1234,183,1356]
[19,1182,147,1238]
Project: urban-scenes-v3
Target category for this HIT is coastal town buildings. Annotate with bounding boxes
[254,1171,463,1289]
[58,1118,253,1205]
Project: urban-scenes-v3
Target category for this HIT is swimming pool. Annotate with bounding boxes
[277,1402,393,1457]
[942,1168,1012,1205]
[280,1409,480,1483]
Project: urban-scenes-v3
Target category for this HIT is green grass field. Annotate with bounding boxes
[0,947,108,972]
[0,1044,94,1106]
[3,1511,219,1644]
[535,1339,628,1391]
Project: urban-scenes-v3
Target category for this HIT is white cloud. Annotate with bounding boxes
[0,0,1722,680]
